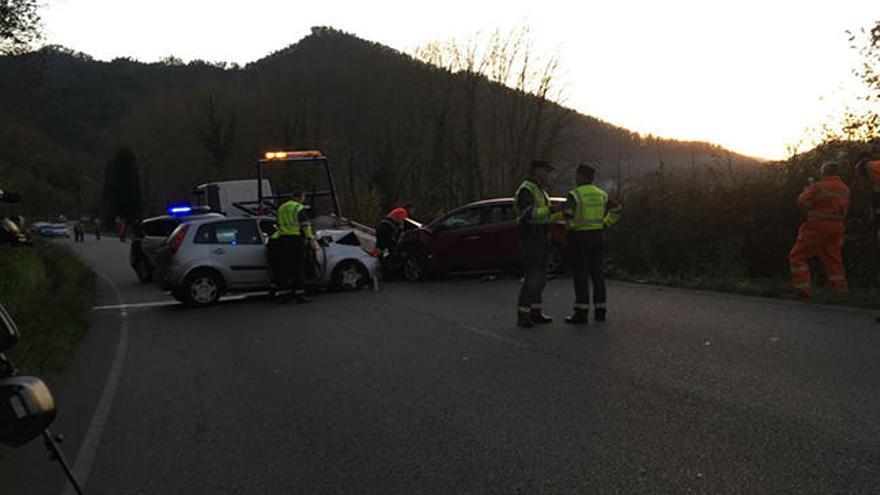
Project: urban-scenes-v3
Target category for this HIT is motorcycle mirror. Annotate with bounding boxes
[0,303,19,353]
[0,376,57,447]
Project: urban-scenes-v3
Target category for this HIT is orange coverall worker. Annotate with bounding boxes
[788,175,850,297]
[863,160,880,250]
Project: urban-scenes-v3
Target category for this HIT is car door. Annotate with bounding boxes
[205,219,269,288]
[430,206,486,272]
[475,203,521,269]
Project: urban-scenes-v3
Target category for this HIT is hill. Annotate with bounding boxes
[0,26,761,220]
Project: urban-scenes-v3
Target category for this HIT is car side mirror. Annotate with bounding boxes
[0,303,19,353]
[319,235,333,247]
[0,376,57,447]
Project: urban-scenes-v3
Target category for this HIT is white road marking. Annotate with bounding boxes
[91,292,264,311]
[458,324,532,349]
[92,300,177,311]
[61,270,130,495]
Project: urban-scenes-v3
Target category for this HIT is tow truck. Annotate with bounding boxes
[144,150,381,300]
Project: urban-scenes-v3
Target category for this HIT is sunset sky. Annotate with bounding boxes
[41,0,880,160]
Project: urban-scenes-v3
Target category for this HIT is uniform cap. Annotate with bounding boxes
[530,159,555,171]
[820,161,840,177]
[577,164,597,176]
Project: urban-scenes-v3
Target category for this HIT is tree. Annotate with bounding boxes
[812,20,880,144]
[102,148,144,221]
[0,0,41,55]
[196,95,236,172]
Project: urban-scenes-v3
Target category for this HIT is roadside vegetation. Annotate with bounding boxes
[0,241,95,380]
[603,19,880,305]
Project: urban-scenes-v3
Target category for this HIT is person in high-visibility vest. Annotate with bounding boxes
[563,164,622,324]
[513,159,560,327]
[855,141,880,254]
[788,161,850,298]
[268,192,315,303]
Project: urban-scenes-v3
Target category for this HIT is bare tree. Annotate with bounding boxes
[196,96,236,172]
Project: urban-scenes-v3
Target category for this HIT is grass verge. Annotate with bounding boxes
[0,240,96,381]
[612,271,880,311]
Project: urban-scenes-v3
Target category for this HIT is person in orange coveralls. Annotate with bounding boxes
[788,161,850,298]
[855,141,880,252]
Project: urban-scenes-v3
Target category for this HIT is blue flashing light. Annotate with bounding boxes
[168,205,193,215]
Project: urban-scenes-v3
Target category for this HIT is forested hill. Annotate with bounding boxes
[0,26,761,220]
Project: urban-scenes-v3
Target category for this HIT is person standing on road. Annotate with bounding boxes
[563,164,622,325]
[855,141,880,253]
[116,216,127,242]
[74,219,85,242]
[513,159,560,327]
[93,217,101,240]
[268,192,316,303]
[788,161,850,298]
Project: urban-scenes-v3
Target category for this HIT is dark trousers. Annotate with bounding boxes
[518,225,550,309]
[268,235,306,294]
[569,230,606,309]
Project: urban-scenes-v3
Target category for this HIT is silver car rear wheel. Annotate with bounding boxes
[184,270,223,306]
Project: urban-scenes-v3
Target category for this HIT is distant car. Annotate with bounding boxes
[130,211,225,283]
[34,222,70,238]
[398,198,568,281]
[153,216,379,306]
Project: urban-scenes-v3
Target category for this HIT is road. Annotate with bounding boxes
[2,236,880,494]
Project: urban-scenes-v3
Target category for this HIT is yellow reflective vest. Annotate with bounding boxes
[566,184,620,231]
[272,200,314,239]
[514,180,552,224]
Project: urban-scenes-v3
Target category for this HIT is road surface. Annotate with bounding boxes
[2,236,879,494]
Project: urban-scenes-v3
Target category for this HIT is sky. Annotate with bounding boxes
[41,0,880,160]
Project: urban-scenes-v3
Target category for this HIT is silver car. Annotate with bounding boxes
[155,216,379,306]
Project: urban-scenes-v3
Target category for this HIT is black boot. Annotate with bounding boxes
[530,310,553,324]
[517,311,534,328]
[594,308,606,322]
[294,291,312,304]
[565,310,589,325]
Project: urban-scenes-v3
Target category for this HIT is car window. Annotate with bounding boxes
[214,220,262,245]
[141,218,179,237]
[486,204,515,224]
[194,224,214,244]
[259,220,277,237]
[437,207,483,231]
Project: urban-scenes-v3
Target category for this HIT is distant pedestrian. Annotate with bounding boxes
[513,159,560,327]
[788,161,850,298]
[73,220,85,242]
[116,217,127,242]
[563,164,622,324]
[93,218,101,240]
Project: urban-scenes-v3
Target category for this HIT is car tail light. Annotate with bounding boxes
[168,225,189,256]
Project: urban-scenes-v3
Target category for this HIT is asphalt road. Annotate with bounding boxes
[3,236,880,494]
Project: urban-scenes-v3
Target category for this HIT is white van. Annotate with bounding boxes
[193,180,273,217]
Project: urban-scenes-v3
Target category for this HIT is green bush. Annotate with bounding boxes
[607,141,880,291]
[0,241,95,380]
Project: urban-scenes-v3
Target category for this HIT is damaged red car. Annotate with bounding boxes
[398,197,568,281]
